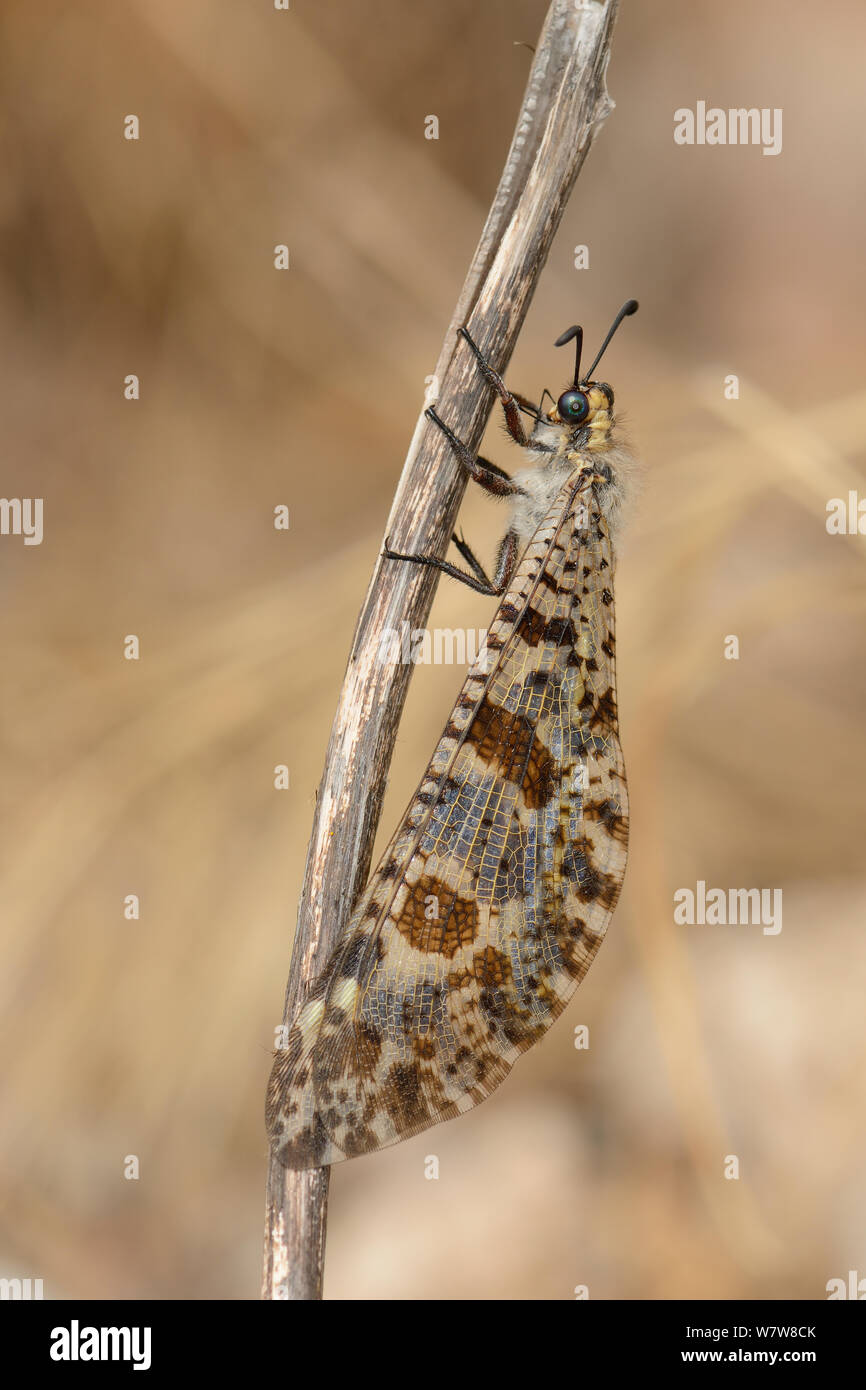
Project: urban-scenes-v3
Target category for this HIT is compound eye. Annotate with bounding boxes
[557,389,590,424]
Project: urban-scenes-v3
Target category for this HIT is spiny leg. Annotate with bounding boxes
[512,389,546,421]
[492,529,520,592]
[382,541,499,597]
[452,531,493,588]
[383,526,521,597]
[385,360,532,595]
[471,457,512,483]
[425,407,519,498]
[458,326,532,447]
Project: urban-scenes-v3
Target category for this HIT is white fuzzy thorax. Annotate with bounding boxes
[507,423,639,552]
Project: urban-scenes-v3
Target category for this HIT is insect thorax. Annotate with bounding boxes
[509,421,636,550]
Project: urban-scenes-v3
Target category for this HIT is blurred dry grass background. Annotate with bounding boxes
[0,0,864,1299]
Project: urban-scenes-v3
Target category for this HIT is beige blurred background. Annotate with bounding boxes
[1,0,864,1300]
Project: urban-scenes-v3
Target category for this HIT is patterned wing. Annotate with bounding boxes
[266,470,628,1167]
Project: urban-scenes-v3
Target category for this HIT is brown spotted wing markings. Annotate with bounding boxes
[266,470,628,1167]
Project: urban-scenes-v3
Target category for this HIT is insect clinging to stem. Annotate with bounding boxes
[267,300,639,1168]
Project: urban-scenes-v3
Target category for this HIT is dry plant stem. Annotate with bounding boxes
[262,0,621,1301]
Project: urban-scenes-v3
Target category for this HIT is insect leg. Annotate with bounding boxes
[474,457,512,482]
[425,408,521,497]
[451,531,494,588]
[512,390,545,419]
[382,543,500,596]
[492,529,521,591]
[458,326,530,447]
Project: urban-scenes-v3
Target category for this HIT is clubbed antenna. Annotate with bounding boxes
[553,324,583,388]
[581,299,638,382]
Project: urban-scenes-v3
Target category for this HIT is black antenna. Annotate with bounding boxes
[581,299,638,382]
[553,324,583,388]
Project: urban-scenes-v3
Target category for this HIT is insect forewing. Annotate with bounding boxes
[267,470,627,1167]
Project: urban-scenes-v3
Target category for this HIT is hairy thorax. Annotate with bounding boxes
[508,408,638,550]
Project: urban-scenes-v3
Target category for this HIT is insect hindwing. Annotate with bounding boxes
[267,469,628,1167]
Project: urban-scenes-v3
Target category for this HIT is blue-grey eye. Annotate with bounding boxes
[557,389,590,423]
